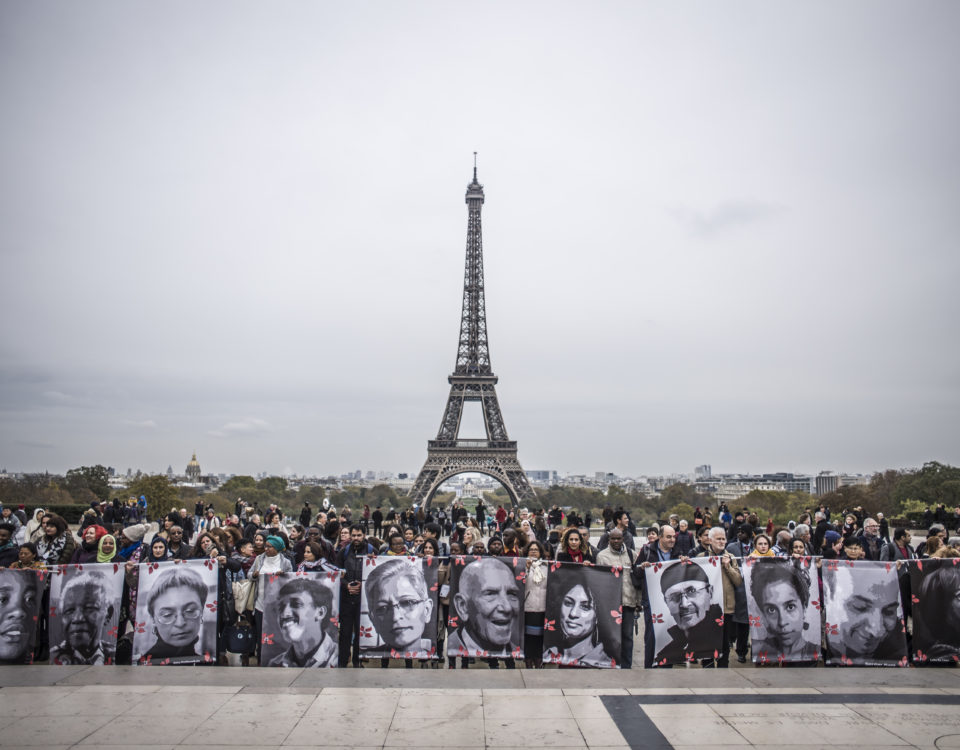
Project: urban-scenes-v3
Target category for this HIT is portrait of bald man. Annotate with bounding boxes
[49,566,124,665]
[448,556,524,658]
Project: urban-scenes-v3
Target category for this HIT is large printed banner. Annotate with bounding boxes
[822,559,908,666]
[0,568,45,665]
[260,570,341,667]
[910,557,960,664]
[361,555,439,660]
[644,558,724,665]
[132,559,218,665]
[447,556,525,660]
[543,562,621,668]
[49,563,125,665]
[743,557,820,664]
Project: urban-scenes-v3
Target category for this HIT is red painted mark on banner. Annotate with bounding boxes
[262,633,274,645]
[651,613,664,624]
[447,616,459,628]
[611,608,622,624]
[715,615,725,627]
[544,619,556,631]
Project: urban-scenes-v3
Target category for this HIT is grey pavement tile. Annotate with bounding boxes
[725,711,909,747]
[239,686,323,695]
[40,690,147,716]
[395,692,481,718]
[73,684,161,693]
[116,691,234,718]
[485,718,586,748]
[483,694,573,719]
[305,692,398,718]
[738,666,960,690]
[844,704,960,747]
[0,666,90,687]
[156,684,243,693]
[399,687,482,695]
[627,687,693,695]
[385,714,483,746]
[77,717,205,746]
[483,687,562,695]
[574,717,628,747]
[0,690,69,716]
[564,695,611,719]
[562,688,629,696]
[206,692,316,719]
[639,703,719,718]
[648,714,750,746]
[284,714,393,746]
[58,665,301,687]
[184,717,301,746]
[0,713,112,746]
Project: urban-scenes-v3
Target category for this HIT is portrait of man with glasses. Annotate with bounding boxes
[133,561,216,665]
[361,556,437,658]
[652,559,723,665]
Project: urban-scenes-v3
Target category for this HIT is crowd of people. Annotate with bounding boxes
[0,496,957,669]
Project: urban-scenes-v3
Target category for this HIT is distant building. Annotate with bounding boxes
[185,454,202,483]
[815,472,838,497]
[695,464,712,480]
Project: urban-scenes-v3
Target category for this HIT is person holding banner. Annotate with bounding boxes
[696,527,742,668]
[637,525,681,668]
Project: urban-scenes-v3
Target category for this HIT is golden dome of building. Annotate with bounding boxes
[185,453,202,482]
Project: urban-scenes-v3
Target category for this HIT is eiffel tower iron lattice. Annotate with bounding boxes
[409,163,536,511]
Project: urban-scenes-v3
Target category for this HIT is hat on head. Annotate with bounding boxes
[122,523,147,542]
[660,561,709,594]
[824,530,841,545]
[739,523,754,535]
[266,535,286,552]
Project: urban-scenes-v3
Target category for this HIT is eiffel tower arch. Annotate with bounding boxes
[410,160,536,512]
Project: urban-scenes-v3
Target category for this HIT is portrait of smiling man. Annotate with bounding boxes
[654,560,723,664]
[50,569,121,665]
[265,576,338,668]
[449,557,523,657]
[0,569,42,665]
[823,561,907,665]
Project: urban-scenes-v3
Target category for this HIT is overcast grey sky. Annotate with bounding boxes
[2,1,958,479]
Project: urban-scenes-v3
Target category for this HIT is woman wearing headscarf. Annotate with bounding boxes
[97,534,119,564]
[69,525,110,564]
[36,514,76,566]
[144,536,170,563]
[249,535,293,662]
[25,509,45,543]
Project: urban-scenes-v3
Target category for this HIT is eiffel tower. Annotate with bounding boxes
[409,160,536,511]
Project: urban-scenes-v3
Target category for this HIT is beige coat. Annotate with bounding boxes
[695,550,742,614]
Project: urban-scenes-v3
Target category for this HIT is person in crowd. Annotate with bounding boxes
[36,515,76,566]
[749,560,818,662]
[96,534,118,564]
[268,578,338,668]
[519,519,536,546]
[50,571,117,665]
[674,520,695,556]
[877,512,890,542]
[724,524,754,662]
[842,536,865,561]
[250,535,293,661]
[139,566,208,663]
[858,518,884,560]
[384,534,408,556]
[922,535,944,558]
[544,565,617,667]
[501,528,522,557]
[470,540,488,557]
[556,527,595,564]
[118,524,147,562]
[145,536,170,564]
[0,524,19,567]
[749,534,775,558]
[164,526,190,560]
[522,540,549,669]
[771,531,793,558]
[696,527,743,668]
[690,525,713,558]
[486,536,505,557]
[24,510,45,544]
[598,511,635,552]
[9,542,44,569]
[297,541,326,573]
[821,530,843,559]
[337,524,375,668]
[69,525,108,565]
[637,525,681,668]
[596,528,639,668]
[789,538,808,558]
[916,524,947,557]
[793,524,813,555]
[420,522,449,557]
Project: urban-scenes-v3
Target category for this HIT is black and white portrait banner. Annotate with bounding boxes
[910,557,960,664]
[543,562,621,668]
[360,555,439,660]
[644,558,724,665]
[132,559,218,666]
[743,557,820,664]
[822,559,908,666]
[0,567,45,665]
[49,563,125,665]
[447,556,525,660]
[260,570,341,667]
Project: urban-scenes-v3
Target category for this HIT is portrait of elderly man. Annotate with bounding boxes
[0,569,43,664]
[50,570,120,665]
[654,560,723,664]
[365,557,435,657]
[823,561,906,665]
[449,557,522,658]
[265,577,338,668]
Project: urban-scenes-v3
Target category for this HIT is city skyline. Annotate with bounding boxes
[2,3,958,478]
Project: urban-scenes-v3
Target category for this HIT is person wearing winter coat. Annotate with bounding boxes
[36,514,76,566]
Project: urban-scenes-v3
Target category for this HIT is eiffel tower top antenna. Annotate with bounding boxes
[473,151,477,180]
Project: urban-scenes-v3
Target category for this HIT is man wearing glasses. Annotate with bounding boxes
[654,561,722,665]
[364,557,434,656]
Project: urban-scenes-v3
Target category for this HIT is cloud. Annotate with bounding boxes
[208,417,272,438]
[671,200,785,238]
[123,419,157,429]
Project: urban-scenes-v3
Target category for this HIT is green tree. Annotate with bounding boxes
[298,486,327,505]
[368,484,397,507]
[125,475,179,515]
[64,465,111,504]
[257,476,288,498]
[667,502,696,521]
[221,476,257,495]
